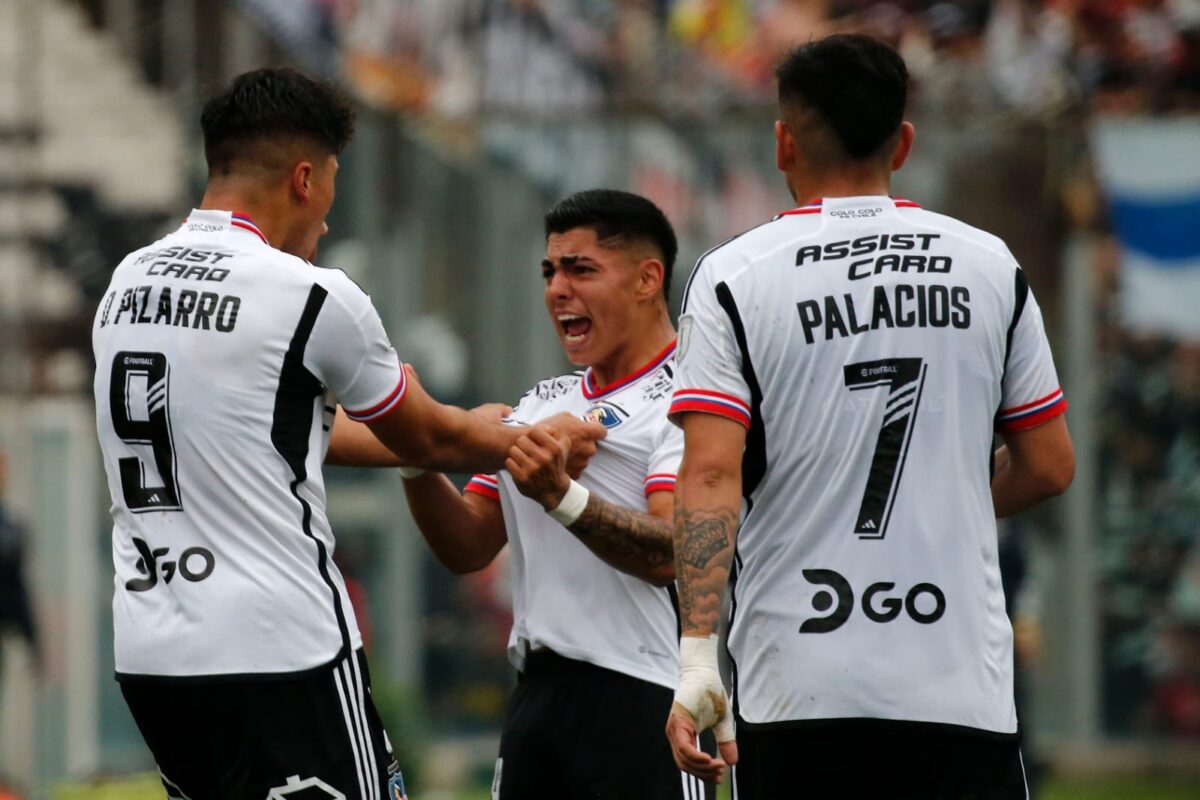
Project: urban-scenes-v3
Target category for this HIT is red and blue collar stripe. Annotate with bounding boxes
[582,340,676,400]
[778,200,824,217]
[230,212,269,244]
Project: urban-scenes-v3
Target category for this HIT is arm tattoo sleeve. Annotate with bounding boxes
[567,494,674,573]
[674,505,739,636]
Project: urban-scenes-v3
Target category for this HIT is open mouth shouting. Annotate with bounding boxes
[557,313,592,345]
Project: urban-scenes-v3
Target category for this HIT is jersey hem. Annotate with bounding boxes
[734,715,1020,742]
[114,645,349,684]
[513,641,676,691]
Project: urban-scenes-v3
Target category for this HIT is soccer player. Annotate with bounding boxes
[402,189,712,800]
[91,68,601,800]
[665,35,1076,798]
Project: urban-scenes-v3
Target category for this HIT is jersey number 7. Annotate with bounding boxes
[109,351,183,512]
[843,358,927,539]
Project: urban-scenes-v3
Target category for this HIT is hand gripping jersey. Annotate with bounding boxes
[467,342,683,688]
[670,197,1067,736]
[93,210,406,679]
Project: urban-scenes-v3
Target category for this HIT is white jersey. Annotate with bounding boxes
[671,196,1067,735]
[467,342,683,688]
[93,209,406,679]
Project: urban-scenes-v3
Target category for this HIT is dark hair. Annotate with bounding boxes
[776,34,908,160]
[201,67,356,176]
[544,189,678,300]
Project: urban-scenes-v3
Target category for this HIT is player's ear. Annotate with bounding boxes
[637,258,665,301]
[291,161,315,203]
[775,119,796,173]
[891,121,915,172]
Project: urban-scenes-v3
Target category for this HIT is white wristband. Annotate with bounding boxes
[548,479,590,526]
[397,466,426,479]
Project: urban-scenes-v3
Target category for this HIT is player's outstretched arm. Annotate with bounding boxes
[667,412,744,784]
[506,426,675,586]
[327,402,515,467]
[367,368,605,475]
[402,471,508,574]
[992,414,1074,518]
[327,406,407,466]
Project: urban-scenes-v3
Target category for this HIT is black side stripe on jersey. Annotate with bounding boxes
[727,547,744,719]
[271,283,352,659]
[994,268,1030,434]
[1001,268,1029,373]
[714,281,767,497]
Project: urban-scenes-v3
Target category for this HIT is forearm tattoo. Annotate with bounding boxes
[674,505,739,636]
[568,495,674,570]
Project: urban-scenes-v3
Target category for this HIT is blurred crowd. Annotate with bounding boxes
[1094,246,1200,738]
[328,0,1200,117]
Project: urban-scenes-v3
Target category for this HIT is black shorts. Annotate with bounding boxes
[120,649,404,800]
[494,650,715,800]
[733,720,1028,800]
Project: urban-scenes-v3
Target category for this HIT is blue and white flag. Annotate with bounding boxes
[1092,119,1200,341]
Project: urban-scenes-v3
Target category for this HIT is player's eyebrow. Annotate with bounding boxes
[541,254,596,269]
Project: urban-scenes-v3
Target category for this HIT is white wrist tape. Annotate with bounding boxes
[674,635,736,742]
[548,479,590,526]
[397,466,426,479]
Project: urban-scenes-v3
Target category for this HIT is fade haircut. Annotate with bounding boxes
[201,67,356,178]
[776,34,908,163]
[544,189,678,300]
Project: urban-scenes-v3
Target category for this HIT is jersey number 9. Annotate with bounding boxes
[109,351,182,512]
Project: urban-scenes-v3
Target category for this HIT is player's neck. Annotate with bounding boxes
[789,171,892,206]
[587,314,676,390]
[199,182,286,249]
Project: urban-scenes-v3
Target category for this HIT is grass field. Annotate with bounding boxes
[446,776,1200,800]
[45,771,1200,799]
[444,778,1200,799]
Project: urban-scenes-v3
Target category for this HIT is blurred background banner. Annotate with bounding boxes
[1093,118,1200,342]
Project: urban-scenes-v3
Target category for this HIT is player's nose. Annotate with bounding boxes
[546,268,572,298]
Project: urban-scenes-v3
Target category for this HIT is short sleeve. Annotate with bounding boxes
[304,273,405,422]
[996,271,1067,432]
[669,264,752,429]
[465,473,501,501]
[643,417,683,497]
